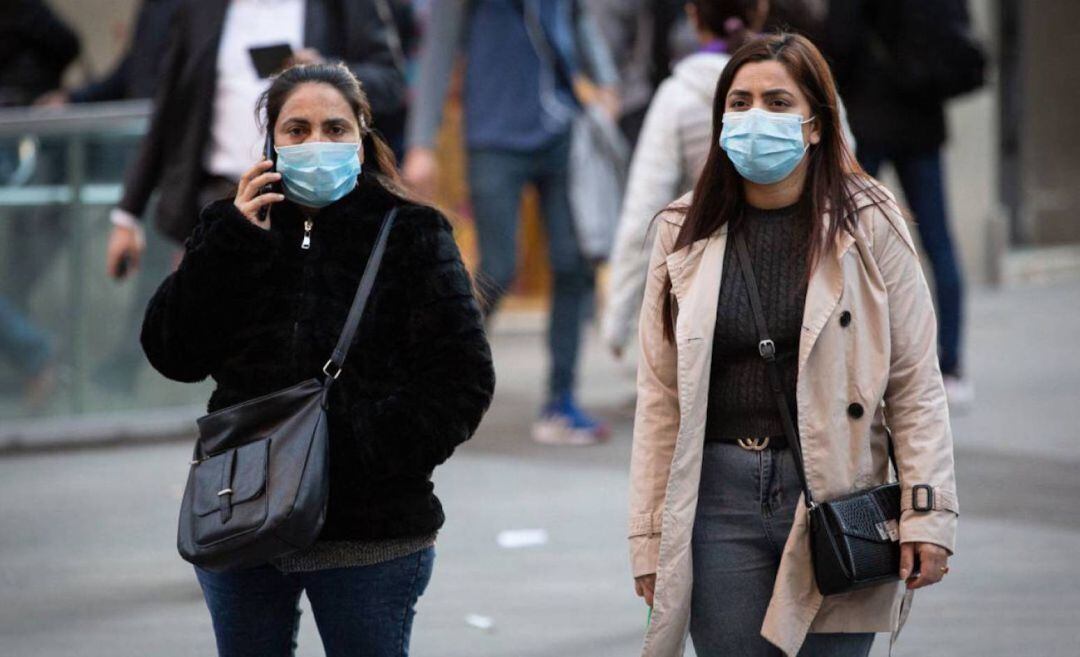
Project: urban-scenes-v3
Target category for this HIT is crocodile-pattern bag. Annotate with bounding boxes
[734,233,901,596]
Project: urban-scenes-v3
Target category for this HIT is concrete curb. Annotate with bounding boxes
[0,406,200,455]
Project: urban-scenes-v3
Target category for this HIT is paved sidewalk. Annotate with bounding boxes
[0,280,1078,656]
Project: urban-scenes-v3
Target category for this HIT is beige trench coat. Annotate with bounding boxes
[628,184,959,657]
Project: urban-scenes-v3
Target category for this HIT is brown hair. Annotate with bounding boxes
[659,32,883,341]
[256,62,416,204]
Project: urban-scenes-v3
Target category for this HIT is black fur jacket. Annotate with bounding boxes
[142,174,495,541]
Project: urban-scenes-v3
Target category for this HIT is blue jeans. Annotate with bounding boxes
[859,147,964,376]
[195,547,435,657]
[467,133,593,399]
[0,296,52,375]
[691,444,874,657]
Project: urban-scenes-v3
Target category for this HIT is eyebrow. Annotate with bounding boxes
[280,116,354,128]
[727,88,796,98]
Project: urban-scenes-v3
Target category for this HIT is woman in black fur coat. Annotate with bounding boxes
[141,63,494,657]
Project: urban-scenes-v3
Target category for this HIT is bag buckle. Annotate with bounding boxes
[758,339,776,361]
[322,359,342,380]
[737,436,770,451]
[911,484,935,512]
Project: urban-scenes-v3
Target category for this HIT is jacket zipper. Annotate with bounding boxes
[292,218,314,379]
[301,219,313,249]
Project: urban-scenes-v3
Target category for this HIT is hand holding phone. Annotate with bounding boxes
[234,135,283,229]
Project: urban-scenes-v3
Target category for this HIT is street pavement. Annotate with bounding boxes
[1,279,1079,657]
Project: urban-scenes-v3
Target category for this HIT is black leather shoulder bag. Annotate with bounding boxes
[177,207,398,572]
[734,231,901,596]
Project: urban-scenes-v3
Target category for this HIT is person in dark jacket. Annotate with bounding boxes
[825,0,977,409]
[36,0,183,106]
[106,0,406,283]
[141,63,494,656]
[0,0,79,107]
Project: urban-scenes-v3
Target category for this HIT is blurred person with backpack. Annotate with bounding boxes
[825,0,986,409]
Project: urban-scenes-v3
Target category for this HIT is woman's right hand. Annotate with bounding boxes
[234,159,284,229]
[634,574,656,607]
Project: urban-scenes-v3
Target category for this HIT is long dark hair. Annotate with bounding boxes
[659,32,882,341]
[256,62,416,204]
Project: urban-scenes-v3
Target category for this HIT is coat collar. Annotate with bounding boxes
[663,196,863,372]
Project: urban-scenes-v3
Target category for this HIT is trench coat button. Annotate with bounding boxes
[848,402,864,419]
[839,310,852,327]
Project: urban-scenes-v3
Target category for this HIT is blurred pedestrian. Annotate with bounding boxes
[825,0,986,409]
[0,0,79,108]
[602,0,857,358]
[0,297,55,409]
[141,63,494,657]
[105,0,406,283]
[29,0,185,394]
[586,0,658,145]
[35,0,183,107]
[0,0,77,407]
[403,0,617,446]
[628,34,957,656]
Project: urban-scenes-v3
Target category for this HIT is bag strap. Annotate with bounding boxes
[733,232,897,509]
[322,207,399,382]
[732,231,816,509]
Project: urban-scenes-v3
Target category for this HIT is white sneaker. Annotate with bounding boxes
[531,394,611,446]
[943,375,975,413]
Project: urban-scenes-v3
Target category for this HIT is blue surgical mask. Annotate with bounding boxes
[275,141,362,208]
[719,109,815,184]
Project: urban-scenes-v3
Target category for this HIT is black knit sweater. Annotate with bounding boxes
[705,203,808,442]
[142,174,495,541]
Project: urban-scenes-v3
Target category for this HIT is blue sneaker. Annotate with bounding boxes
[531,393,611,446]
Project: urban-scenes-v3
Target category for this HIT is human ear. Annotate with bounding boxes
[807,117,822,146]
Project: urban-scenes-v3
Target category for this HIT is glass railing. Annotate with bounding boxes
[0,101,211,435]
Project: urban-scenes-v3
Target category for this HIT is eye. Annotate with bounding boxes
[728,99,749,110]
[769,99,791,109]
[286,126,305,137]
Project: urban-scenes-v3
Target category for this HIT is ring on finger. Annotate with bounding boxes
[940,566,950,575]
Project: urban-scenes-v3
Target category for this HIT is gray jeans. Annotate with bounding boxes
[690,443,875,657]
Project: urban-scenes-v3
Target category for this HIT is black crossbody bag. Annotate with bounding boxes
[177,208,398,572]
[734,232,902,596]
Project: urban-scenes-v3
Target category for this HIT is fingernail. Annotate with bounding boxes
[899,569,909,580]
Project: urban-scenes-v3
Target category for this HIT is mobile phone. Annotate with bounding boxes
[258,132,279,222]
[249,43,294,79]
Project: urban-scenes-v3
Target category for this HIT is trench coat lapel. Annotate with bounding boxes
[798,223,856,375]
[664,227,728,341]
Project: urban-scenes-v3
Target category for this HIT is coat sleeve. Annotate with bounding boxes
[347,208,495,476]
[602,79,684,352]
[117,4,188,219]
[627,216,681,578]
[872,201,959,554]
[140,201,282,383]
[404,0,466,149]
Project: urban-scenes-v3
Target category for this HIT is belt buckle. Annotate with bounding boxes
[737,436,770,451]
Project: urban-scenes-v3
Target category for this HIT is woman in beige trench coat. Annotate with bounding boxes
[628,34,958,657]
